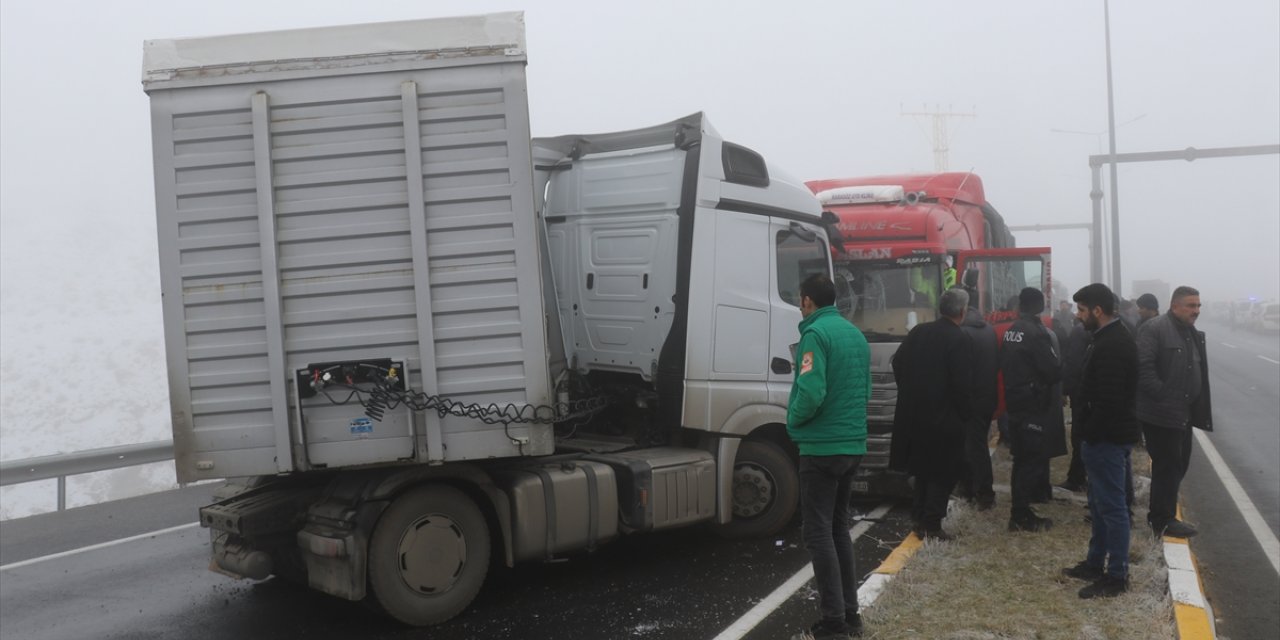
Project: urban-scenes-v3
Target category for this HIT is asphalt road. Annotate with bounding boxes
[1180,319,1280,640]
[2,319,1274,639]
[0,484,907,640]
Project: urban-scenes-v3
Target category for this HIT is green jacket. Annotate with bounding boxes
[786,306,871,456]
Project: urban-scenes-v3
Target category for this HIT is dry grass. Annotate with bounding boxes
[862,430,1177,640]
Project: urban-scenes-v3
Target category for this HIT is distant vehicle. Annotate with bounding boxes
[804,172,1051,496]
[1259,302,1280,332]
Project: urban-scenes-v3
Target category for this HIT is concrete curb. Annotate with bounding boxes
[1166,506,1216,639]
[1165,536,1215,639]
[856,531,923,609]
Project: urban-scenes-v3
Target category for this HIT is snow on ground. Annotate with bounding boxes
[0,221,175,520]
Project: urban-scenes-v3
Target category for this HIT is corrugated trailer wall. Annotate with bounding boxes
[144,14,553,483]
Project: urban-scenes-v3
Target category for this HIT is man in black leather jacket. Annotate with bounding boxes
[1136,286,1212,538]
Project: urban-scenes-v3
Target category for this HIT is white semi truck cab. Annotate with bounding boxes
[143,13,834,626]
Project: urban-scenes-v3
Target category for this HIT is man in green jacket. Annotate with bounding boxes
[787,274,871,640]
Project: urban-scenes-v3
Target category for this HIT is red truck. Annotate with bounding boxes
[805,172,1052,496]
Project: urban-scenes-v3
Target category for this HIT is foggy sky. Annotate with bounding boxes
[2,0,1278,317]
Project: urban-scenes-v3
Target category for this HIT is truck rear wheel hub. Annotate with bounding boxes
[397,514,468,594]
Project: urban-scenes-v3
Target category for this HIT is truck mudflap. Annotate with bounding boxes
[297,522,368,601]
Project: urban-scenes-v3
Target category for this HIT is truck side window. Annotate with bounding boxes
[777,229,828,307]
[970,257,1046,318]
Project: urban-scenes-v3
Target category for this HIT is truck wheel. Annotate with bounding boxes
[367,485,490,627]
[720,440,798,538]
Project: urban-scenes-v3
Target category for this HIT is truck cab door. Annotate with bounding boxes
[955,247,1053,326]
[767,220,834,405]
[955,247,1053,418]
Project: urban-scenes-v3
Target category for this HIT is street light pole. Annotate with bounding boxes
[1104,0,1122,296]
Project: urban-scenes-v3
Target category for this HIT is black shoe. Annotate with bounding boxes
[790,620,852,640]
[1061,561,1104,581]
[845,612,863,637]
[1057,481,1086,493]
[913,527,955,542]
[1009,509,1054,532]
[1153,520,1198,538]
[1078,574,1128,599]
[976,496,996,511]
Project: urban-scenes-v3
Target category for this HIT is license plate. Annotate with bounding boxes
[851,481,870,493]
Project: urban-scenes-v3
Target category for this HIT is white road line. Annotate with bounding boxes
[0,522,201,572]
[1220,342,1238,349]
[1257,355,1280,365]
[1193,429,1280,575]
[711,503,893,640]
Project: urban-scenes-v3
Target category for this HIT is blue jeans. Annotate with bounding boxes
[800,455,862,625]
[1082,441,1133,579]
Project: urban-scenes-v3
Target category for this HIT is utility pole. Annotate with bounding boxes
[1103,0,1122,295]
[901,104,976,172]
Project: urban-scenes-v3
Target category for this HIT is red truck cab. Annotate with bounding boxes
[805,173,1052,496]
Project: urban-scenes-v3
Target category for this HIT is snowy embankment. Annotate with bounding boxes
[0,241,174,520]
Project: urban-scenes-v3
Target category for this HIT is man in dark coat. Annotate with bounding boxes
[1058,317,1091,492]
[1053,300,1075,346]
[890,287,974,540]
[1136,293,1160,327]
[1000,287,1062,532]
[1061,283,1141,599]
[1136,286,1212,538]
[957,302,999,510]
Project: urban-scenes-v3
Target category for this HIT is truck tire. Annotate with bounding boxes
[367,484,490,627]
[720,440,799,538]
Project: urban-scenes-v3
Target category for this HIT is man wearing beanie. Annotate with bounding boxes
[1136,293,1159,327]
[1000,287,1064,532]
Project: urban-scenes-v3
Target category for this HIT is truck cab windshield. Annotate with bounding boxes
[832,258,943,340]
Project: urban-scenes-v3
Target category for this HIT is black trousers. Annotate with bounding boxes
[1143,422,1193,527]
[958,416,995,500]
[799,456,862,626]
[912,474,956,532]
[1009,418,1049,511]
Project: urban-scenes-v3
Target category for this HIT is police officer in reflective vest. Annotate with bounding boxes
[1000,287,1062,532]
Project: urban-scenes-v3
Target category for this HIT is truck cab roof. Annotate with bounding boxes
[807,172,988,208]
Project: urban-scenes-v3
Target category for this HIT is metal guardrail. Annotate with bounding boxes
[0,440,174,511]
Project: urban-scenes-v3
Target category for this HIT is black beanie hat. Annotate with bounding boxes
[1018,287,1045,315]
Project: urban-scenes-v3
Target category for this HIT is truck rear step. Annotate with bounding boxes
[201,485,323,536]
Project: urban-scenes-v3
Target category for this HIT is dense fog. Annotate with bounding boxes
[2,0,1277,517]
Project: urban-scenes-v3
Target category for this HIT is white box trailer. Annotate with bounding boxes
[144,13,553,482]
[143,13,840,627]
